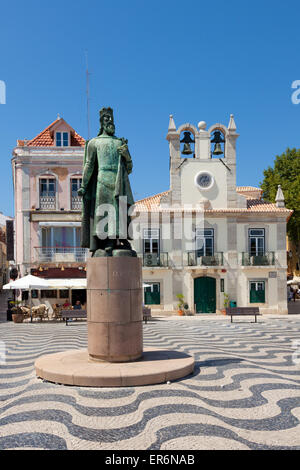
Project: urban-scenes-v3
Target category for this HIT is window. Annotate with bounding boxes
[41,226,81,248]
[41,290,57,299]
[248,229,265,256]
[59,290,69,299]
[220,279,224,292]
[71,178,82,195]
[40,178,55,197]
[250,281,265,303]
[39,178,56,209]
[143,229,160,254]
[39,226,84,262]
[71,178,82,210]
[56,132,69,147]
[196,229,214,257]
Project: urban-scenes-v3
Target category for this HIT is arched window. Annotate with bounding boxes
[39,177,56,210]
[70,176,82,210]
[180,130,195,157]
[210,129,225,158]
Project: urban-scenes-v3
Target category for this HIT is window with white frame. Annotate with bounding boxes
[143,228,160,254]
[196,229,214,257]
[41,226,81,248]
[248,229,265,256]
[56,132,69,147]
[39,178,56,209]
[39,226,84,262]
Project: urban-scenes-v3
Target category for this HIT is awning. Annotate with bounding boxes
[46,278,87,289]
[38,222,81,227]
[3,274,51,290]
[3,276,87,290]
[288,276,300,285]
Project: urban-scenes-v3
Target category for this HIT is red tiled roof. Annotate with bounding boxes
[18,118,85,147]
[134,191,292,218]
[236,186,262,193]
[134,191,170,211]
[236,186,263,200]
[246,198,290,213]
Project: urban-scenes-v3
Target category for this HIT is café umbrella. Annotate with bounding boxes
[3,274,51,321]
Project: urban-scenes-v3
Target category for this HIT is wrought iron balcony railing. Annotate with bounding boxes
[140,252,169,267]
[39,195,56,210]
[187,252,224,267]
[35,247,88,263]
[71,195,82,211]
[241,252,275,266]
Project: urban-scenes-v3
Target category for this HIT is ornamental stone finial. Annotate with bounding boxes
[276,184,285,208]
[168,114,176,132]
[228,114,237,132]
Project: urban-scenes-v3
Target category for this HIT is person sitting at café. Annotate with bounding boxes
[73,300,82,310]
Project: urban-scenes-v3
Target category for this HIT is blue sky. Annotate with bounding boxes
[0,0,300,216]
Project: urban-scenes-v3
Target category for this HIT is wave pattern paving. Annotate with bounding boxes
[0,316,300,450]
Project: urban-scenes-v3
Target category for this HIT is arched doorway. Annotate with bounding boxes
[194,277,216,313]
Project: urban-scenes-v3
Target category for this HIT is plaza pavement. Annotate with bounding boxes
[0,313,300,450]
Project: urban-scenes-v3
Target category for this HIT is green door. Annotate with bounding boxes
[194,277,216,313]
[144,283,160,305]
[250,281,265,303]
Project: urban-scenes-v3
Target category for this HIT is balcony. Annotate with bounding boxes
[187,252,224,267]
[35,247,88,263]
[71,195,82,211]
[241,252,275,266]
[140,252,169,267]
[39,195,56,210]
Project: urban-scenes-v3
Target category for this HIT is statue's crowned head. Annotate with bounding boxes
[99,107,115,136]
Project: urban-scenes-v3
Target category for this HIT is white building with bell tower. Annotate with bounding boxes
[133,114,291,315]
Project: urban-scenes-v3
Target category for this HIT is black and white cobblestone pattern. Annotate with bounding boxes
[0,316,300,450]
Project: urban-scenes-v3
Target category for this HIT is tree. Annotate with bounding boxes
[260,148,300,249]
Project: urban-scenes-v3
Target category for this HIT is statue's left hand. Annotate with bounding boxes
[117,144,130,160]
[78,187,85,197]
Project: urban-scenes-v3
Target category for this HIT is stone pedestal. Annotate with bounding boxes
[87,257,143,362]
[35,255,195,387]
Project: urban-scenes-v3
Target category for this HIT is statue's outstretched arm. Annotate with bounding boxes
[78,142,96,195]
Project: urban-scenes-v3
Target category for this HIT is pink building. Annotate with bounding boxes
[11,117,87,303]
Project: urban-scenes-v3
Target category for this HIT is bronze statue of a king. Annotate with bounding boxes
[78,107,136,257]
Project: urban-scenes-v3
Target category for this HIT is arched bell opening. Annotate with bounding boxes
[210,128,225,158]
[180,130,195,158]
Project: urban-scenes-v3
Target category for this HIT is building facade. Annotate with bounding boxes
[0,213,13,289]
[132,115,292,314]
[11,117,86,304]
[11,113,292,314]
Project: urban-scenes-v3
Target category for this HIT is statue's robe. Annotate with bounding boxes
[80,135,134,251]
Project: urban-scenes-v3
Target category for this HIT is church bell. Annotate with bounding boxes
[211,130,225,156]
[180,131,195,155]
[212,143,223,155]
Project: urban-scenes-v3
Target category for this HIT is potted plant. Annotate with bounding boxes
[221,293,229,315]
[176,294,185,316]
[11,301,24,323]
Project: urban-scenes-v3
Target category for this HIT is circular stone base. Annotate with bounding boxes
[35,348,195,387]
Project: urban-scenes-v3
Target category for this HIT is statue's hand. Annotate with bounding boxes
[118,144,128,157]
[78,187,85,197]
[117,143,129,159]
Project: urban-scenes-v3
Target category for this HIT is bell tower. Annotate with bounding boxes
[166,114,239,209]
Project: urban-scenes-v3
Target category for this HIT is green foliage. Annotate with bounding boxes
[176,294,185,310]
[260,148,300,244]
[223,293,230,308]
